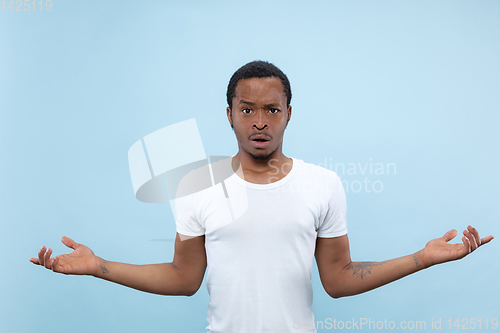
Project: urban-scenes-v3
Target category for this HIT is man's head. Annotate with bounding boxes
[226,60,292,110]
[226,61,292,161]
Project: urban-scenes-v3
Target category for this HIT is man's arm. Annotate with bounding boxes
[315,225,493,299]
[30,232,207,296]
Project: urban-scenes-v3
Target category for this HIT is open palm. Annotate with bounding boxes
[30,236,99,276]
[420,225,494,268]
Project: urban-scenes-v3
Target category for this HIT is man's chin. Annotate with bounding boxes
[249,151,274,161]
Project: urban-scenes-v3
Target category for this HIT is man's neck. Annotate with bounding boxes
[232,151,293,185]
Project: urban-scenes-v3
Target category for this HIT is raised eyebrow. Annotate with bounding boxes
[264,103,280,108]
[239,100,280,108]
[239,100,255,106]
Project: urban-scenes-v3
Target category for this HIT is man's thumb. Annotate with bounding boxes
[61,236,78,249]
[442,229,457,243]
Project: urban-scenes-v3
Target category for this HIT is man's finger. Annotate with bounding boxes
[61,236,78,250]
[38,246,46,267]
[52,256,59,272]
[462,236,471,255]
[480,235,494,246]
[463,230,478,251]
[442,229,458,243]
[30,258,40,265]
[467,225,481,248]
[44,248,53,269]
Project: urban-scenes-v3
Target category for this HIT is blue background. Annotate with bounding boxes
[1,1,499,332]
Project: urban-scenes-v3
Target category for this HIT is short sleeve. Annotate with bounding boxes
[174,193,206,237]
[317,172,348,238]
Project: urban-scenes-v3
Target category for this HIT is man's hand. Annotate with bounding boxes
[417,225,494,269]
[29,233,206,296]
[29,236,99,276]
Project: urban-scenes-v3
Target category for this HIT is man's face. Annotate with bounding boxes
[227,77,291,161]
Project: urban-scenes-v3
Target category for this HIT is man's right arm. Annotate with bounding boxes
[30,233,207,297]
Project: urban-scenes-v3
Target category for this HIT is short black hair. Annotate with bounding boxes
[226,60,292,108]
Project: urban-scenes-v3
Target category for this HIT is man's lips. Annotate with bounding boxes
[250,134,271,148]
[250,134,271,142]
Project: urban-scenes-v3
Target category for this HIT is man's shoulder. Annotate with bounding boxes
[295,158,341,181]
[290,158,344,198]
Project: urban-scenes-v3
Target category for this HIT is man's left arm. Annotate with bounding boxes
[315,225,494,299]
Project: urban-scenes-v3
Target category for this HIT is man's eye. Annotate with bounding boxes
[269,108,279,114]
[242,108,252,114]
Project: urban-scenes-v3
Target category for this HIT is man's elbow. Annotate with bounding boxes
[326,290,340,299]
[325,285,349,299]
[183,290,196,297]
[183,281,203,297]
[328,291,347,299]
[159,278,203,297]
[184,288,198,297]
[165,286,199,297]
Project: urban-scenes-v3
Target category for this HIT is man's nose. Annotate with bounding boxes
[253,110,268,130]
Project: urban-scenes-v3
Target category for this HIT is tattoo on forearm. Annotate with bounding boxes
[413,254,421,268]
[100,259,109,274]
[346,261,386,279]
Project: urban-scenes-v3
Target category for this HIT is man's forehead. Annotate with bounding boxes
[233,77,286,103]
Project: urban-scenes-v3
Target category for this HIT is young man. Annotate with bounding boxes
[31,61,494,333]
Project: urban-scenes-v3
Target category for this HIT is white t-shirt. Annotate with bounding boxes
[175,157,347,333]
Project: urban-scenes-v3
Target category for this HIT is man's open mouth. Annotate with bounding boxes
[250,134,271,142]
[250,134,271,148]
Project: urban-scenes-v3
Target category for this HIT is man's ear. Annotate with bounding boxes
[286,105,292,127]
[226,106,233,129]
